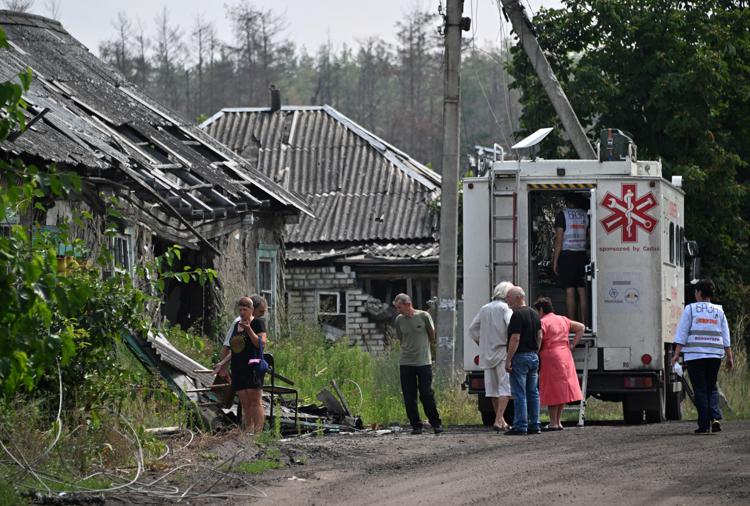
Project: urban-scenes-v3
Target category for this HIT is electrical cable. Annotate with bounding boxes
[343,378,364,413]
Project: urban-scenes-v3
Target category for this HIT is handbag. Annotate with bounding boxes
[248,338,270,374]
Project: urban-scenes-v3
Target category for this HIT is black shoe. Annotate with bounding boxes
[528,427,542,435]
[411,427,423,435]
[504,428,528,436]
[433,425,444,435]
[711,420,722,433]
[694,428,711,435]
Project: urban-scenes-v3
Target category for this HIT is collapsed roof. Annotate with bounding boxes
[0,11,312,251]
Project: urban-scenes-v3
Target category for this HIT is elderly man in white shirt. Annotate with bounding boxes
[469,281,514,431]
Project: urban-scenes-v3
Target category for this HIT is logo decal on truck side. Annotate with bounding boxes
[600,184,658,242]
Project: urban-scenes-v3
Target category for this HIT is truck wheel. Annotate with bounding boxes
[504,399,515,426]
[481,409,496,426]
[478,397,514,426]
[622,396,643,424]
[478,393,495,426]
[664,347,683,421]
[645,387,666,423]
[623,408,643,424]
[665,389,683,421]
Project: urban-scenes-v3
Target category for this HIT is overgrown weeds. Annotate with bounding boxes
[273,324,480,426]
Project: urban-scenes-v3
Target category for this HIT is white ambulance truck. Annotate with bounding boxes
[462,137,688,425]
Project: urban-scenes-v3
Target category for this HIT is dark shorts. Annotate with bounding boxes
[557,250,588,288]
[231,366,264,391]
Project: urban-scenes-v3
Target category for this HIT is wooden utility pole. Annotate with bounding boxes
[435,0,464,377]
[499,0,596,159]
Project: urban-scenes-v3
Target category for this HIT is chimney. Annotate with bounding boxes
[270,85,281,112]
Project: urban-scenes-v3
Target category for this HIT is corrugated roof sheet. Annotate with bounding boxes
[202,105,440,245]
[0,11,311,248]
[286,242,439,262]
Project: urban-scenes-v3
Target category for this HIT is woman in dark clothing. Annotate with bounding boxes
[214,295,268,433]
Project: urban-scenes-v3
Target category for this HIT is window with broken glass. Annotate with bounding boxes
[318,291,346,331]
[103,230,133,278]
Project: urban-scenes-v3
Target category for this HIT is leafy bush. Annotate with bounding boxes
[0,27,216,414]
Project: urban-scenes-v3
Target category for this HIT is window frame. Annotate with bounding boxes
[256,244,278,329]
[317,290,347,332]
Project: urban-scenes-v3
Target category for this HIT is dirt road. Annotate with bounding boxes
[252,421,750,505]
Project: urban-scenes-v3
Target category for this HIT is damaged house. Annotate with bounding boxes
[0,11,312,336]
[201,104,441,351]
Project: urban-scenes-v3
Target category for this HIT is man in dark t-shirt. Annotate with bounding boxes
[504,286,542,435]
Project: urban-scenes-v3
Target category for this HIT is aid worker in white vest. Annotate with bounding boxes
[553,194,590,327]
[671,278,734,434]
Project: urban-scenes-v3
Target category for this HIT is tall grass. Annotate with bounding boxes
[717,314,750,420]
[273,324,480,426]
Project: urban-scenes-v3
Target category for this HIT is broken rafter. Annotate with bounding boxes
[7,107,50,142]
[114,161,222,256]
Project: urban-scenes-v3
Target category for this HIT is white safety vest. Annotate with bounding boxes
[562,208,588,251]
[676,302,729,358]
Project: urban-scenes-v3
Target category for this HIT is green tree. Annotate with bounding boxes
[1,28,216,403]
[507,0,750,315]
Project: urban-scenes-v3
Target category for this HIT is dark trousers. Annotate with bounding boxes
[687,358,722,431]
[400,365,442,429]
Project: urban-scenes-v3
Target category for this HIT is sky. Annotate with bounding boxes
[21,0,563,55]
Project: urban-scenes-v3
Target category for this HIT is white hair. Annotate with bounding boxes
[507,286,526,300]
[492,281,514,300]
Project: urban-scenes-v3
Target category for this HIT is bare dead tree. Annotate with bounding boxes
[226,1,287,105]
[191,17,216,118]
[43,0,59,19]
[99,12,133,79]
[355,37,393,131]
[2,0,34,11]
[132,17,150,90]
[394,8,441,163]
[152,7,186,111]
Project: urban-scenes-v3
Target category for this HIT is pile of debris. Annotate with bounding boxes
[123,331,363,434]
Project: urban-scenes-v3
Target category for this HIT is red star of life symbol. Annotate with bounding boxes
[600,183,658,242]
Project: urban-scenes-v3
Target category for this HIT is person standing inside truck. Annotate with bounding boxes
[214,295,268,434]
[671,279,734,434]
[504,286,543,435]
[393,293,444,435]
[553,194,590,327]
[468,281,514,432]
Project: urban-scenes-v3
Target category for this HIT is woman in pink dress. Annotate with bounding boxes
[533,297,585,430]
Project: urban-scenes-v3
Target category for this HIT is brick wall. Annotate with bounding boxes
[286,265,388,353]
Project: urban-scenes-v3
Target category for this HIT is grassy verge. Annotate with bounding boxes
[274,322,750,427]
[273,324,480,426]
[0,480,27,505]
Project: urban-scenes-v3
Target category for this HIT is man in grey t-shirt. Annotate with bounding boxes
[393,293,443,435]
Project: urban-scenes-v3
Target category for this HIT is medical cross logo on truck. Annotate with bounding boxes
[600,183,658,242]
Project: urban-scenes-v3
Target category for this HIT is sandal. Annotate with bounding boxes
[542,425,564,432]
